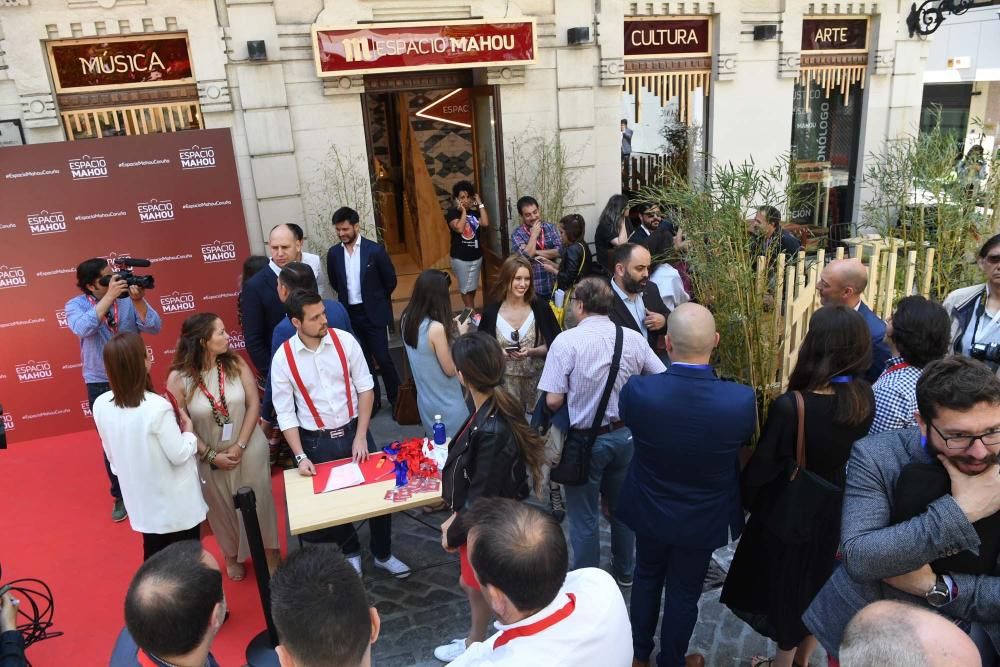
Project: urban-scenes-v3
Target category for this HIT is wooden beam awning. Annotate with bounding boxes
[798,53,867,104]
[622,57,711,124]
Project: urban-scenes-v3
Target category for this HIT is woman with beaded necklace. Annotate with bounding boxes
[167,312,280,580]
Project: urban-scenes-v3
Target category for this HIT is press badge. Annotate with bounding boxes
[221,422,234,441]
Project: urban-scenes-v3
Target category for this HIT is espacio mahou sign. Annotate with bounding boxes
[312,19,536,77]
[0,129,251,443]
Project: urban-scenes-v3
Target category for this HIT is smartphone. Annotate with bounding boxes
[457,308,473,324]
[505,345,521,354]
[532,256,546,264]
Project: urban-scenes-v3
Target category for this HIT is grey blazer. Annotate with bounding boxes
[803,427,1000,656]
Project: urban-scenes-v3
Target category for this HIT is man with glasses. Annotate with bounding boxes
[628,203,664,247]
[805,356,1000,664]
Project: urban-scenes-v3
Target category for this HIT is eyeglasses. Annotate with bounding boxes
[983,254,1000,265]
[928,420,1000,450]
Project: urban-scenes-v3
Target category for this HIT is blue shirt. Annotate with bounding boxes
[110,626,220,667]
[65,293,162,384]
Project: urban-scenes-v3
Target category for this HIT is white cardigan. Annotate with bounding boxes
[94,391,207,534]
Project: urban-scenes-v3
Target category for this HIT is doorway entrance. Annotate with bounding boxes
[362,74,507,321]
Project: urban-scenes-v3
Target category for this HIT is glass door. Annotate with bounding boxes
[469,86,507,297]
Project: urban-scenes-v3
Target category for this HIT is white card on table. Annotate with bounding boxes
[221,422,234,441]
[323,463,366,493]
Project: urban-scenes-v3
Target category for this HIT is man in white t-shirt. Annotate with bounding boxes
[448,498,632,666]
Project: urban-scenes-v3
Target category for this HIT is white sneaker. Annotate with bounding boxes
[347,555,362,576]
[434,638,468,662]
[374,554,411,579]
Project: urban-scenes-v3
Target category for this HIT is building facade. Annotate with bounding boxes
[0,1,927,269]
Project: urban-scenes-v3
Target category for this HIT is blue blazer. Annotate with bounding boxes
[616,364,757,549]
[326,238,397,328]
[270,299,353,357]
[240,266,285,377]
[859,301,891,383]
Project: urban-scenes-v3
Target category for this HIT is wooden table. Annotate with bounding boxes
[283,466,443,536]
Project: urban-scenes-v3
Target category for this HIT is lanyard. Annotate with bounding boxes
[971,287,1000,347]
[87,294,118,333]
[529,224,546,250]
[283,333,354,430]
[884,361,911,375]
[196,361,230,426]
[492,593,576,650]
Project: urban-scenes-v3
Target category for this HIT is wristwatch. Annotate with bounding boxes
[237,442,247,450]
[294,453,309,465]
[926,574,952,608]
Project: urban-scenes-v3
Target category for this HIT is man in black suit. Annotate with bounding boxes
[242,223,304,381]
[608,243,669,351]
[326,207,400,409]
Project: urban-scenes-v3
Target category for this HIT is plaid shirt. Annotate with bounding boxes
[511,222,563,297]
[869,356,922,435]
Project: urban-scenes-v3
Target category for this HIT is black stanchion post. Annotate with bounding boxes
[234,486,280,666]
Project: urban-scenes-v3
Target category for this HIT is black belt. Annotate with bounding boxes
[301,418,357,439]
[347,303,365,311]
[571,420,625,437]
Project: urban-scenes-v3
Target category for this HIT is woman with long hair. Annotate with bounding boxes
[594,194,631,273]
[401,269,472,438]
[93,333,207,560]
[943,234,1000,374]
[477,255,561,412]
[721,305,875,667]
[167,313,280,580]
[435,332,548,663]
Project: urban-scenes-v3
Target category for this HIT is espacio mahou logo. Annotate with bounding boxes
[56,309,69,328]
[137,199,175,223]
[15,360,53,383]
[179,145,216,170]
[68,155,109,180]
[160,291,197,314]
[81,400,92,418]
[1,414,13,432]
[0,265,27,289]
[26,210,67,235]
[228,330,246,350]
[201,240,237,263]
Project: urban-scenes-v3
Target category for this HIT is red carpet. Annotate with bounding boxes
[4,429,288,666]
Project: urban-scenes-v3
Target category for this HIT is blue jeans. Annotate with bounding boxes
[88,382,121,500]
[631,534,714,666]
[564,427,635,577]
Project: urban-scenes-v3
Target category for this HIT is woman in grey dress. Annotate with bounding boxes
[401,270,472,438]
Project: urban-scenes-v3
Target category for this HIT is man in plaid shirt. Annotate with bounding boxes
[510,195,563,300]
[869,296,951,435]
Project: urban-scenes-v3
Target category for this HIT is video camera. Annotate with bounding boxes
[99,257,155,297]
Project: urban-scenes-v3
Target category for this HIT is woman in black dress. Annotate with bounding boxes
[721,305,875,667]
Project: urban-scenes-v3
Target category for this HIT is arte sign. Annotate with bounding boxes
[313,20,536,77]
[47,34,195,93]
[624,18,711,59]
[801,18,869,52]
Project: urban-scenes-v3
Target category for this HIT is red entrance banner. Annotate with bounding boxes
[313,20,536,77]
[624,18,711,59]
[0,128,250,444]
[47,34,195,93]
[801,18,869,52]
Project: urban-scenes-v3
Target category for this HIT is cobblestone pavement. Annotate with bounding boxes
[286,406,828,666]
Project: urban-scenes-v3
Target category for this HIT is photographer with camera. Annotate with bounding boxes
[944,235,1000,374]
[66,258,161,522]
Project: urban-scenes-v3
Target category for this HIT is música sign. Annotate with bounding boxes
[47,33,195,93]
[312,20,536,77]
[624,18,711,59]
[801,18,869,52]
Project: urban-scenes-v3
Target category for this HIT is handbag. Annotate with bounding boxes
[550,324,623,486]
[392,350,421,426]
[549,243,587,328]
[762,391,843,544]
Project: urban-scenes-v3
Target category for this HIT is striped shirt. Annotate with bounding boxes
[869,356,922,435]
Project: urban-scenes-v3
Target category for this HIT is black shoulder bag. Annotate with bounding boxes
[550,324,623,486]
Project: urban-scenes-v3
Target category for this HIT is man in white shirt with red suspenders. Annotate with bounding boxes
[450,498,632,666]
[270,289,410,578]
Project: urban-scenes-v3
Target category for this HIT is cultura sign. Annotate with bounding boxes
[313,20,536,77]
[624,18,711,59]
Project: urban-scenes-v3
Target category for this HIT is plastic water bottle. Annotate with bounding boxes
[432,415,446,445]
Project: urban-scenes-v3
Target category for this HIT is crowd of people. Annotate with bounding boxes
[32,182,1000,667]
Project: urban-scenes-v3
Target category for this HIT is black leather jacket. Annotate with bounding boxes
[557,241,592,291]
[441,402,528,547]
